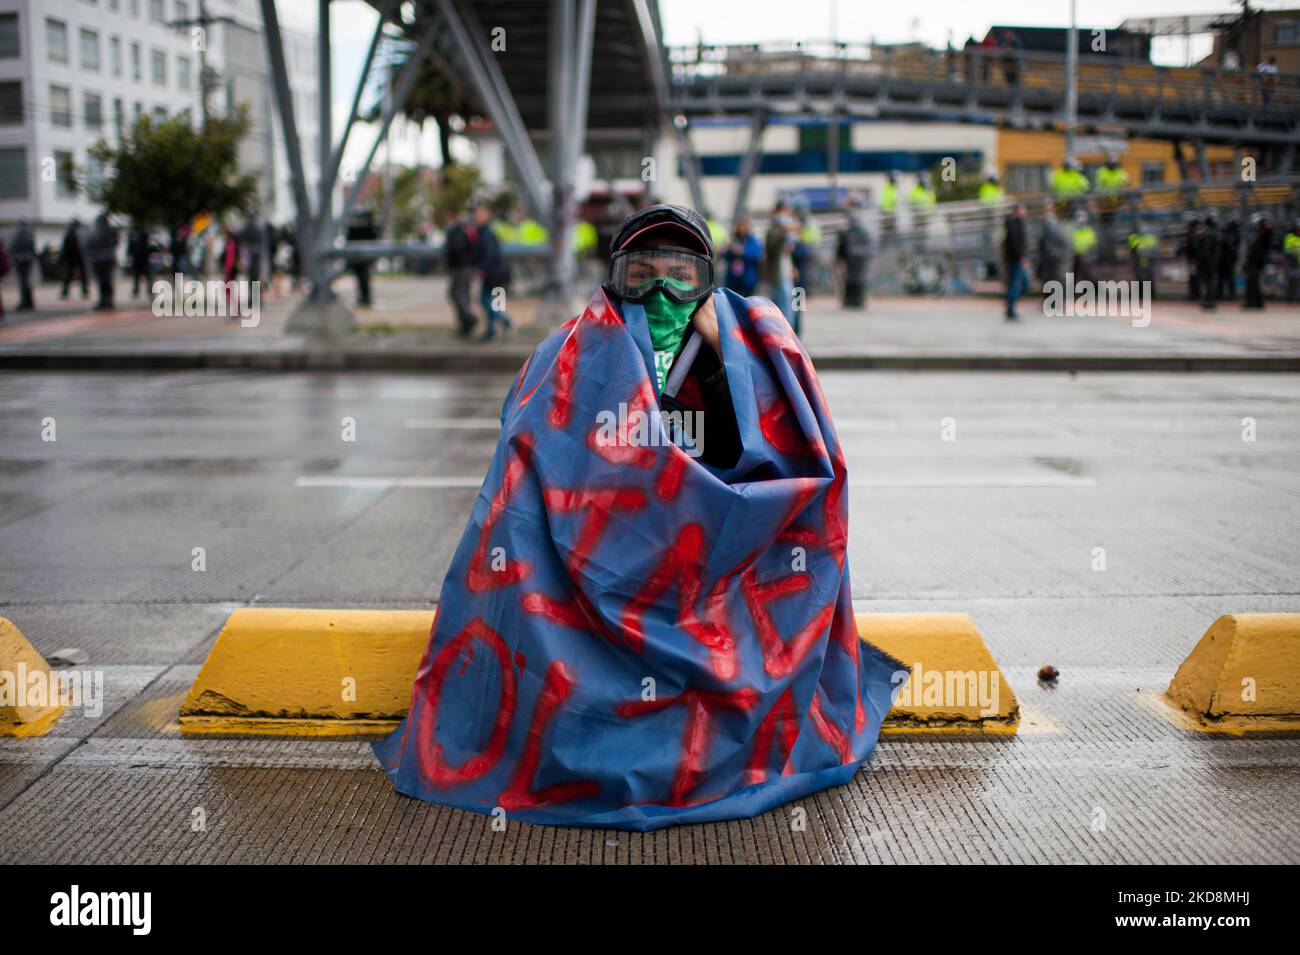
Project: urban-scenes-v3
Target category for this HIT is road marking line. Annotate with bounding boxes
[403,417,502,429]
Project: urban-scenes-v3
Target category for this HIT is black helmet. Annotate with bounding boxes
[609,203,713,258]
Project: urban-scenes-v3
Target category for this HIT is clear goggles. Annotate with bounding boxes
[607,246,713,304]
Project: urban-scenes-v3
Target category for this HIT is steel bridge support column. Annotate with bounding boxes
[259,0,355,332]
[539,0,596,322]
[731,110,766,224]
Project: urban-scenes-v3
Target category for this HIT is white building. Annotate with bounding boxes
[0,0,317,250]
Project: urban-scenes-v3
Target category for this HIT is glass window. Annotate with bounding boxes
[80,28,100,70]
[130,0,139,16]
[152,105,167,123]
[0,81,21,125]
[1276,21,1298,45]
[176,1,190,22]
[0,13,20,59]
[114,97,124,136]
[55,150,76,198]
[50,84,72,127]
[0,146,28,199]
[131,42,141,80]
[111,36,122,76]
[1141,161,1165,185]
[86,154,104,191]
[149,0,164,23]
[1005,163,1050,193]
[177,55,191,91]
[85,91,103,129]
[150,48,166,85]
[47,19,69,63]
[133,101,142,121]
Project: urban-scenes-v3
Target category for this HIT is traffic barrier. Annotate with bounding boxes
[180,608,1018,736]
[179,609,433,736]
[0,617,68,738]
[863,613,1020,735]
[1164,613,1300,734]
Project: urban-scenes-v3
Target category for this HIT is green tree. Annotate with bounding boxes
[432,163,482,223]
[84,107,258,230]
[367,166,435,239]
[386,51,478,167]
[931,158,983,202]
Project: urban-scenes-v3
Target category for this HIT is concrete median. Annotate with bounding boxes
[0,617,68,738]
[1163,613,1300,734]
[179,607,1019,737]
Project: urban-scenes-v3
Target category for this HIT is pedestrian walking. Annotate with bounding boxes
[59,218,89,300]
[1243,214,1273,310]
[220,224,240,314]
[470,203,512,341]
[764,202,798,334]
[1217,219,1240,301]
[86,214,119,311]
[1196,214,1221,310]
[10,220,36,311]
[1037,204,1070,292]
[723,217,763,297]
[346,211,379,308]
[128,226,152,298]
[0,236,10,320]
[1003,201,1030,321]
[835,202,873,309]
[444,211,478,337]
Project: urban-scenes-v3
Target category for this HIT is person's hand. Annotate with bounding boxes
[692,294,721,358]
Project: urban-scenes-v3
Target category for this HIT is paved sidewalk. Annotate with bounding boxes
[2,274,1298,370]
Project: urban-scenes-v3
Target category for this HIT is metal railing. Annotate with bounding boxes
[667,40,1300,121]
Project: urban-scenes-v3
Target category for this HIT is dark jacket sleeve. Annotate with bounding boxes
[660,326,743,470]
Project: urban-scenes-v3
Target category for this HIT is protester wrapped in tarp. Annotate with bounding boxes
[373,204,903,830]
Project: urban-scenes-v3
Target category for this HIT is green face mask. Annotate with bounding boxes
[641,280,698,355]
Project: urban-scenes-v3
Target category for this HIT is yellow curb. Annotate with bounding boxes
[179,608,1019,737]
[0,617,68,738]
[179,609,432,737]
[860,613,1020,735]
[1161,613,1300,735]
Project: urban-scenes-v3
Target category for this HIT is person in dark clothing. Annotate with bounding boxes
[86,214,119,311]
[722,217,763,297]
[470,204,513,341]
[1196,214,1220,310]
[346,211,379,307]
[1217,219,1240,301]
[1003,201,1030,321]
[835,206,874,308]
[60,219,89,299]
[282,225,300,289]
[127,227,153,297]
[1179,217,1203,301]
[1243,214,1273,310]
[170,223,194,278]
[0,238,10,320]
[10,220,36,311]
[444,212,478,337]
[603,203,742,469]
[240,217,266,287]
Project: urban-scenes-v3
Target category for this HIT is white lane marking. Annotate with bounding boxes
[295,476,483,489]
[295,475,1096,490]
[849,475,1097,488]
[404,417,502,429]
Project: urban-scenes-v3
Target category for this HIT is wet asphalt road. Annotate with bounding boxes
[1,368,1298,863]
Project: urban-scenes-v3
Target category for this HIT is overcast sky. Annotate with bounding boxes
[300,0,1293,171]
